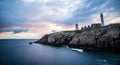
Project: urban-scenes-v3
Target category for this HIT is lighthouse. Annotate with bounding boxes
[75,24,79,31]
[100,13,105,26]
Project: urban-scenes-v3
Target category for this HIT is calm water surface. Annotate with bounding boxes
[0,39,120,65]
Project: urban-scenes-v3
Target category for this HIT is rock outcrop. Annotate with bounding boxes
[35,23,120,51]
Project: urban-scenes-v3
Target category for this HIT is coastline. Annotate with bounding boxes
[35,23,120,51]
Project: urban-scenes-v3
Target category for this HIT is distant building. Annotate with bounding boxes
[81,23,101,30]
[100,13,105,26]
[76,13,105,30]
[75,24,79,31]
[91,23,101,28]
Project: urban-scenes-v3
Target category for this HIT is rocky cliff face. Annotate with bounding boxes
[35,23,120,51]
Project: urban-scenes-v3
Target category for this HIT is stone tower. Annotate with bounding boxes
[75,24,79,31]
[100,13,105,26]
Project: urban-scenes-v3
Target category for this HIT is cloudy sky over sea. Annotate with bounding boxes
[0,0,120,39]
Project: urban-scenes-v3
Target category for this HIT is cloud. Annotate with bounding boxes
[0,31,41,39]
[0,0,85,28]
[0,29,28,33]
[0,0,120,39]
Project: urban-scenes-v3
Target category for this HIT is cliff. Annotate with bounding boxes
[35,23,120,51]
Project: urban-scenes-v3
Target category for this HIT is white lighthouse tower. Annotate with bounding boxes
[100,13,105,26]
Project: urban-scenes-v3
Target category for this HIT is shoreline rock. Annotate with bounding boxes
[35,23,120,51]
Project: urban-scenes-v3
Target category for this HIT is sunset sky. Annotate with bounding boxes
[0,0,120,39]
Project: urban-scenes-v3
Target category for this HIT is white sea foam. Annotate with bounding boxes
[71,48,83,52]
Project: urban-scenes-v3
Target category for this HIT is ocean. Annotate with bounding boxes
[0,39,120,65]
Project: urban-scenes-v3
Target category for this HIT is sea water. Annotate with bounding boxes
[0,39,120,65]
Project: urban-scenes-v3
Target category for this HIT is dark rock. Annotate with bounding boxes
[29,42,33,44]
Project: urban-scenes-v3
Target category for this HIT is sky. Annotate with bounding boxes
[0,0,120,39]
